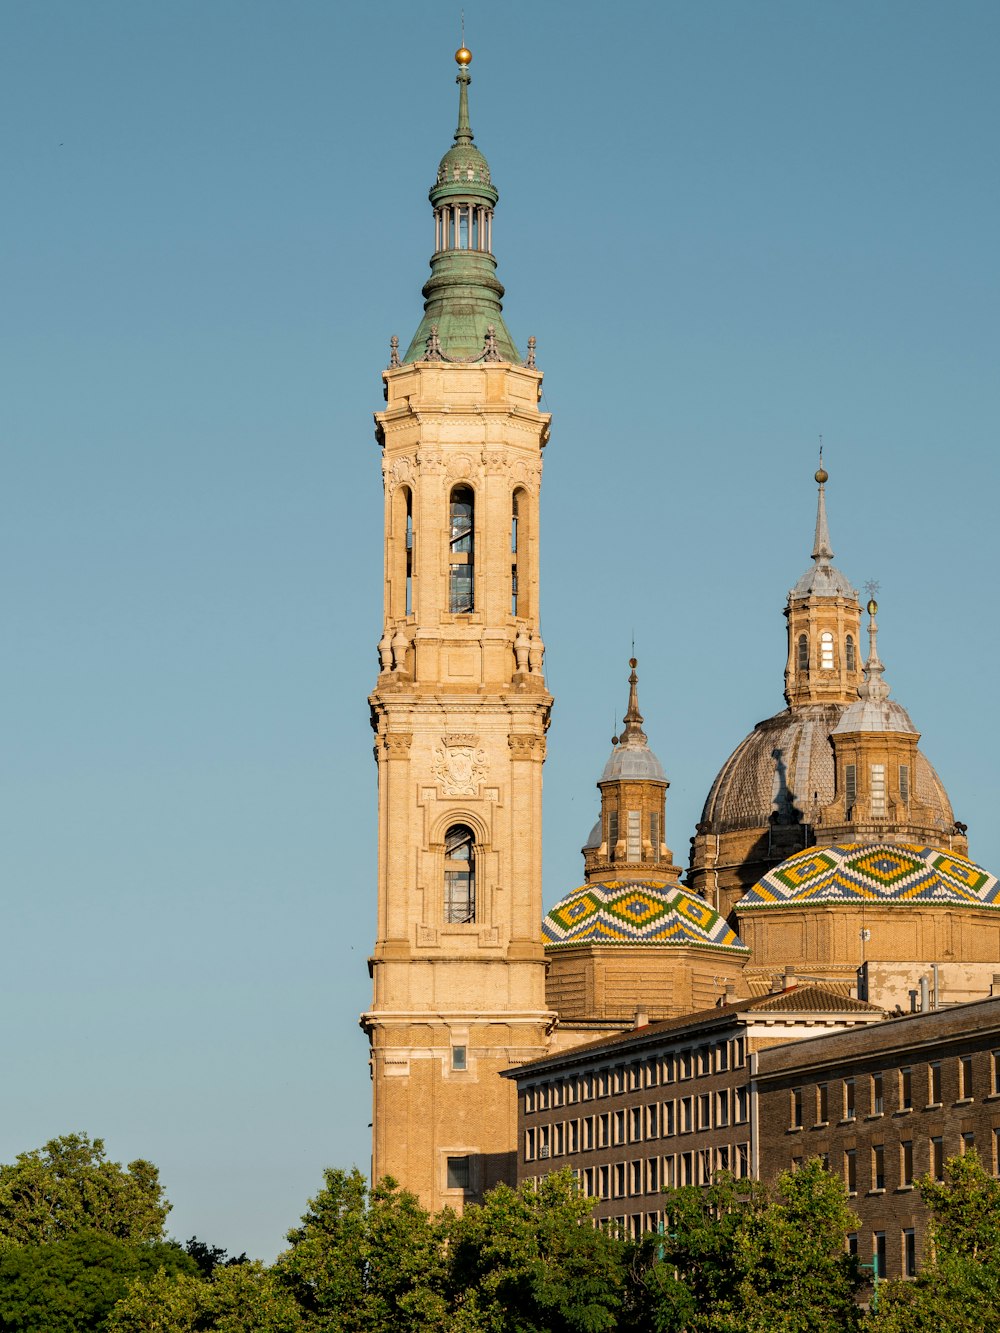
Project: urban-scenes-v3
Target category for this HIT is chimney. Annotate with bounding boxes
[633,1007,649,1029]
[769,975,784,994]
[919,975,930,1013]
[991,974,1000,999]
[724,983,737,1003]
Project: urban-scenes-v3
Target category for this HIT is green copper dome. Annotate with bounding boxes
[401,53,519,366]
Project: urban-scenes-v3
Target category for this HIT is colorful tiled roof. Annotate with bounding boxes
[739,843,1000,911]
[542,881,748,952]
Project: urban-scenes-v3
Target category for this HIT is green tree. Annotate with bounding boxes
[447,1169,626,1333]
[865,1150,1000,1333]
[107,1263,304,1333]
[275,1169,451,1331]
[639,1160,863,1333]
[0,1134,169,1246]
[0,1233,195,1333]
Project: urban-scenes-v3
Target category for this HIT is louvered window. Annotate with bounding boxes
[820,631,834,669]
[899,764,910,804]
[448,487,474,613]
[797,634,808,670]
[871,764,886,817]
[845,764,857,811]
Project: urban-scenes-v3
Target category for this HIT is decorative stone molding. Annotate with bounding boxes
[481,449,510,475]
[445,453,474,482]
[433,738,488,796]
[384,734,413,758]
[479,926,500,947]
[385,454,415,495]
[508,735,539,759]
[416,924,440,948]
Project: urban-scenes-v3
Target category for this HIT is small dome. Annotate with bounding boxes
[833,696,917,735]
[738,842,999,911]
[543,880,748,952]
[583,818,602,851]
[790,561,856,599]
[435,141,493,191]
[601,737,667,782]
[700,704,955,834]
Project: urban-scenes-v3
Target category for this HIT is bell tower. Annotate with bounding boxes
[361,47,554,1212]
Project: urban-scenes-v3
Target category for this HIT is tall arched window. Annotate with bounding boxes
[820,631,834,670]
[449,486,474,613]
[511,488,530,617]
[797,634,809,671]
[444,825,476,923]
[846,635,856,672]
[511,491,519,615]
[390,486,413,620]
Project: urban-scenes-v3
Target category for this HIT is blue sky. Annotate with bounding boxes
[4,1,998,1259]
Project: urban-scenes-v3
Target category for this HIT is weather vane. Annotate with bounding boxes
[864,579,880,600]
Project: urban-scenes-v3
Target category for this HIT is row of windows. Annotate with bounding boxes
[796,631,857,673]
[525,1088,751,1161]
[789,1054,997,1129]
[604,808,661,863]
[393,485,532,618]
[843,762,910,814]
[524,1040,746,1112]
[566,1144,752,1200]
[847,1229,916,1280]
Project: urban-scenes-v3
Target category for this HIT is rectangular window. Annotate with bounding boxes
[664,1155,676,1189]
[663,1054,675,1084]
[733,1037,746,1068]
[716,1089,730,1128]
[930,1061,942,1105]
[873,1143,885,1190]
[735,1086,749,1123]
[871,764,886,817]
[630,1160,643,1195]
[680,1051,693,1080]
[598,1113,610,1148]
[626,810,642,861]
[568,1120,579,1153]
[525,1087,536,1114]
[874,1232,887,1281]
[681,1152,694,1186]
[631,1106,643,1142]
[447,1156,471,1190]
[818,1083,829,1124]
[599,1165,610,1200]
[899,764,910,804]
[847,1232,858,1259]
[614,1109,626,1144]
[931,1136,944,1180]
[903,1228,916,1277]
[993,1050,1000,1096]
[646,1058,660,1088]
[845,764,857,810]
[845,1148,857,1194]
[716,1042,730,1073]
[872,1072,884,1115]
[614,1162,626,1198]
[663,1100,675,1136]
[716,1144,731,1173]
[792,1087,804,1128]
[698,1147,712,1185]
[962,1130,975,1155]
[628,1063,641,1091]
[647,1157,659,1193]
[738,1143,750,1179]
[646,1104,659,1138]
[698,1094,711,1130]
[960,1054,973,1099]
[525,1128,535,1161]
[901,1140,913,1187]
[681,1097,693,1134]
[845,1078,856,1121]
[994,1127,1000,1176]
[697,1048,711,1077]
[606,810,618,860]
[451,1045,467,1071]
[900,1067,912,1109]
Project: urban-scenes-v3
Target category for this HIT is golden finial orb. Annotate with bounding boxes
[455,46,472,65]
[815,465,829,484]
[867,598,878,616]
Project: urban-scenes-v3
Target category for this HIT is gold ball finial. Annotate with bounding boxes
[867,598,878,616]
[815,465,829,484]
[455,46,472,65]
[629,657,638,670]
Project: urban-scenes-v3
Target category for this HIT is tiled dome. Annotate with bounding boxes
[543,881,748,952]
[738,843,999,911]
[700,704,955,835]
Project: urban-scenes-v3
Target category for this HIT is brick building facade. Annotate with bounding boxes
[756,993,1000,1279]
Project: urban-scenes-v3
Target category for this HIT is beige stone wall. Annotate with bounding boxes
[362,360,555,1214]
[545,944,748,1023]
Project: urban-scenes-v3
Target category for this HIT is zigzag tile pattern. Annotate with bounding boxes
[542,880,748,952]
[739,842,1000,911]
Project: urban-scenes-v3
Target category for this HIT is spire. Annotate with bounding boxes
[858,594,891,703]
[811,448,834,566]
[619,657,648,745]
[399,47,521,366]
[454,48,473,145]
